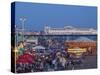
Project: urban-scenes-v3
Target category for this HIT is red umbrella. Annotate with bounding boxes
[16,58,28,64]
[17,53,34,64]
[24,54,33,64]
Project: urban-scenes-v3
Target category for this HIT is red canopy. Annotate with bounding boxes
[16,58,28,64]
[16,53,34,64]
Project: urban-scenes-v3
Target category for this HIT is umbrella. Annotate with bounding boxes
[17,53,34,64]
[16,58,28,64]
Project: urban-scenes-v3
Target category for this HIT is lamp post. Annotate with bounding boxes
[15,25,17,47]
[15,25,18,47]
[20,17,26,42]
[14,25,19,72]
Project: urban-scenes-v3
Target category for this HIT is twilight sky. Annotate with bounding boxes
[15,2,97,32]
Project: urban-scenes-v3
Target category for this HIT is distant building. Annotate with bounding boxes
[44,26,97,35]
[25,37,38,45]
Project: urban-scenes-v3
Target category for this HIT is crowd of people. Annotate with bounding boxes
[15,37,84,73]
[16,50,84,73]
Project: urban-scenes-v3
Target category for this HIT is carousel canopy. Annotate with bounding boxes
[73,37,95,42]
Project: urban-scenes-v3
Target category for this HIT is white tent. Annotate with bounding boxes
[32,45,45,50]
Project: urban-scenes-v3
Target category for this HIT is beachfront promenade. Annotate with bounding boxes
[13,26,97,73]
